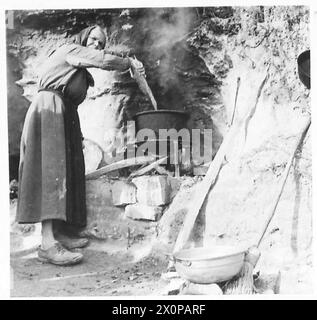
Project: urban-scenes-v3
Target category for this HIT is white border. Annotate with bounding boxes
[1,0,316,300]
[0,8,10,300]
[2,0,317,9]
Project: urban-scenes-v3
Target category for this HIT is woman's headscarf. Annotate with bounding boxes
[73,26,96,46]
[72,26,98,87]
[47,27,95,58]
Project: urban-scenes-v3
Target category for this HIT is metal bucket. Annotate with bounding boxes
[173,246,246,284]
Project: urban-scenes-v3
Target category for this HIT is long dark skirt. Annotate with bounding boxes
[64,97,86,228]
[17,90,86,228]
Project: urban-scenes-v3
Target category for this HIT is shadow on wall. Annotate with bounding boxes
[7,53,30,180]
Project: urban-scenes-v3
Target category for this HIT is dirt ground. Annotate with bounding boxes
[10,193,170,298]
[11,238,169,297]
[11,235,313,297]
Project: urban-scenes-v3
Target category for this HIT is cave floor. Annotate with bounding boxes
[11,237,313,297]
[10,199,313,297]
[11,239,168,297]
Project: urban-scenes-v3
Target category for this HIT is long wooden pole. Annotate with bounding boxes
[173,73,268,254]
[257,118,311,247]
[172,121,241,253]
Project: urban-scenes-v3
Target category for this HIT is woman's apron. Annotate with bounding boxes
[38,69,90,228]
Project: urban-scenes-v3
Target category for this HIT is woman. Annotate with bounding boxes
[17,26,144,265]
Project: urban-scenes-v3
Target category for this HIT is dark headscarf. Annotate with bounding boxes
[47,27,95,57]
[73,26,96,46]
[71,26,97,87]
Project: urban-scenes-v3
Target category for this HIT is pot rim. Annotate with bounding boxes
[134,109,189,117]
[173,246,246,262]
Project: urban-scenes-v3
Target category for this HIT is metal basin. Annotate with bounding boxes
[173,246,246,284]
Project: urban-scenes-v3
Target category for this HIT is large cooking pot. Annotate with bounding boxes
[297,50,310,89]
[173,246,246,284]
[133,110,189,134]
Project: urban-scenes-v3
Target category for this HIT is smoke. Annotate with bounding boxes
[137,8,198,99]
[143,8,197,50]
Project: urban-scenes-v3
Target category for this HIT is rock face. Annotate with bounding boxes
[199,7,312,293]
[154,6,312,294]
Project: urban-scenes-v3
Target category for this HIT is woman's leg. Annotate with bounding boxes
[53,220,89,250]
[39,219,83,265]
[41,220,57,250]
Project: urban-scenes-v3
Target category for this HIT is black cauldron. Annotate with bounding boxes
[133,110,189,134]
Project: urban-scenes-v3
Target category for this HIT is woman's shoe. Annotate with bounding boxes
[38,242,83,265]
[55,235,89,250]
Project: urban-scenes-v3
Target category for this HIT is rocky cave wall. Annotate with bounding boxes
[155,6,312,293]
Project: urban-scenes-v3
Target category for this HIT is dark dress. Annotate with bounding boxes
[17,43,130,227]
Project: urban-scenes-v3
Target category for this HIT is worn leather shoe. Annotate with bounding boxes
[38,242,83,266]
[55,235,89,250]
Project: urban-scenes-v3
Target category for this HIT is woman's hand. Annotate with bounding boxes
[104,45,135,57]
[129,57,145,76]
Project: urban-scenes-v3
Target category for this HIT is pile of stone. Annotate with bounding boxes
[111,175,181,222]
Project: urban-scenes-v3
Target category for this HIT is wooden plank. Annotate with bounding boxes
[130,56,158,110]
[85,155,156,180]
[155,166,173,176]
[128,156,168,179]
